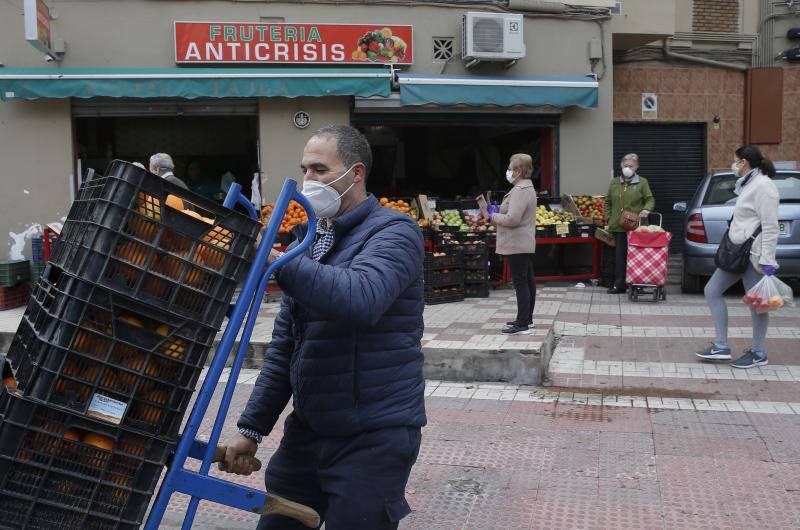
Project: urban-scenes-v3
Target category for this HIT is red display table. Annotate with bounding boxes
[494,236,600,285]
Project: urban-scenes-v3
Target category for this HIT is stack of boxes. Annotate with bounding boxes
[0,161,259,529]
[0,261,31,311]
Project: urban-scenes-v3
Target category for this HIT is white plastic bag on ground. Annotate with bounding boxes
[742,275,795,314]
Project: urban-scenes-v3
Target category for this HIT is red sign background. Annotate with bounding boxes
[174,22,413,65]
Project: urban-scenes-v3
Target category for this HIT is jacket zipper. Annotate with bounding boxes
[353,339,360,404]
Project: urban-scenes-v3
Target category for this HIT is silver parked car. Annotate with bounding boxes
[674,170,800,293]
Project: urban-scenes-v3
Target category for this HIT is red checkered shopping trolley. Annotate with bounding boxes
[626,213,672,302]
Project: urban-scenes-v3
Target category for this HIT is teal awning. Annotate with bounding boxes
[398,74,598,109]
[0,67,392,101]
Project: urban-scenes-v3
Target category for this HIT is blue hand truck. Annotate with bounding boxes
[144,179,320,529]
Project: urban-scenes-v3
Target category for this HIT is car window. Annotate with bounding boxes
[703,173,800,205]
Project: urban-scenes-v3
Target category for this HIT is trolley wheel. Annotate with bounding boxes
[659,287,667,301]
[628,288,635,301]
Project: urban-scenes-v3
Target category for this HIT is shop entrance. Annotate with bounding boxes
[352,113,558,199]
[72,98,261,204]
[613,123,707,251]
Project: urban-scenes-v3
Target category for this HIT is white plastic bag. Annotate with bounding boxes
[742,275,795,314]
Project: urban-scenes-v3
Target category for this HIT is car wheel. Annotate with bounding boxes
[681,267,702,294]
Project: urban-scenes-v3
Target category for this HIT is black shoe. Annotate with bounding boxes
[607,287,626,294]
[731,349,768,369]
[507,321,533,326]
[501,324,532,335]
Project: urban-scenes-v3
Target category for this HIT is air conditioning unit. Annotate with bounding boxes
[462,12,526,62]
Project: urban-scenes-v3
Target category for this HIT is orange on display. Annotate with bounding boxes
[2,376,16,389]
[262,200,309,234]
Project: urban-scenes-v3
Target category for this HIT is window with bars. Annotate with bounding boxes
[432,37,455,62]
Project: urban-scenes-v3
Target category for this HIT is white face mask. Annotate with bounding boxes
[505,169,515,184]
[301,164,357,218]
[621,167,635,178]
[731,161,741,177]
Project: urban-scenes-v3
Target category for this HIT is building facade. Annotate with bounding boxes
[0,0,637,253]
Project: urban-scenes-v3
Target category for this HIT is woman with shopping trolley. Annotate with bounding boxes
[696,146,779,369]
[604,153,656,294]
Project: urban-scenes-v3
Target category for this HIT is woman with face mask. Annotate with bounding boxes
[603,153,656,294]
[488,154,539,335]
[695,145,779,369]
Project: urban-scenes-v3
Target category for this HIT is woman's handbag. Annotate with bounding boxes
[715,226,762,273]
[618,184,640,231]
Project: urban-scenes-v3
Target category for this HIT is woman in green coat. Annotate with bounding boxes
[604,153,655,294]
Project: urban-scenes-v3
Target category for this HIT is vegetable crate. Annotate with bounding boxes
[424,285,465,305]
[464,282,490,298]
[0,384,172,530]
[463,251,491,270]
[424,269,464,289]
[51,160,260,331]
[0,260,30,288]
[7,264,215,440]
[424,252,463,270]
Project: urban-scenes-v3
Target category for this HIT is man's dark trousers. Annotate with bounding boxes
[257,413,422,529]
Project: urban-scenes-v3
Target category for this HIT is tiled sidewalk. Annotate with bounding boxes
[157,373,800,529]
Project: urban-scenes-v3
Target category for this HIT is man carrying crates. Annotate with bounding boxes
[220,125,427,529]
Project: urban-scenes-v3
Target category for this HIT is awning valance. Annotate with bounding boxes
[0,67,392,101]
[397,74,598,109]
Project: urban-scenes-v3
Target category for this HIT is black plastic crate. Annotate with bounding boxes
[575,222,595,238]
[424,285,465,305]
[0,260,30,288]
[535,225,555,238]
[7,266,214,440]
[434,200,461,211]
[51,160,259,330]
[464,282,490,298]
[463,254,490,270]
[424,269,464,288]
[464,269,490,282]
[0,387,171,529]
[424,252,462,270]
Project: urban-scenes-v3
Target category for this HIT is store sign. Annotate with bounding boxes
[174,22,413,65]
[23,0,54,55]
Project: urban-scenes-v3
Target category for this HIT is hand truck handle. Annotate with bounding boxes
[223,182,259,221]
[638,211,663,227]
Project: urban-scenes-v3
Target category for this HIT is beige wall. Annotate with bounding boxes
[258,97,350,203]
[0,99,72,258]
[0,1,613,212]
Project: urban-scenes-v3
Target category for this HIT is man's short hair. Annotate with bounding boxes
[510,153,534,179]
[311,125,373,178]
[149,153,175,174]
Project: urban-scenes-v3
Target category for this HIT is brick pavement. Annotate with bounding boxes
[4,280,800,528]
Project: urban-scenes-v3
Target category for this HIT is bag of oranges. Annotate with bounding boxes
[742,275,794,314]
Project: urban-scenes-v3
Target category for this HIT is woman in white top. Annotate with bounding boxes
[696,146,780,369]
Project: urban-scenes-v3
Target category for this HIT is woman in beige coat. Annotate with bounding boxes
[490,153,538,335]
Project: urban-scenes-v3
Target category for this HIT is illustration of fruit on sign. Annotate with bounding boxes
[351,27,408,63]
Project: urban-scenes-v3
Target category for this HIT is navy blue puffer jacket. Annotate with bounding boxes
[238,195,427,437]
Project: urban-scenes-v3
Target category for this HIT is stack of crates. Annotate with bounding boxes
[0,160,260,529]
[30,231,57,282]
[0,261,31,311]
[423,252,464,305]
[461,242,490,298]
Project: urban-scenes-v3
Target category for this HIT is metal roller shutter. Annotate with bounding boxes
[71,97,259,117]
[613,123,706,251]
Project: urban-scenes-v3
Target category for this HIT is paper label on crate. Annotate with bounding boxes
[556,223,570,236]
[87,393,128,425]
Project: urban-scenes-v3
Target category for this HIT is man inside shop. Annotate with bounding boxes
[220,125,426,529]
[149,152,188,190]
